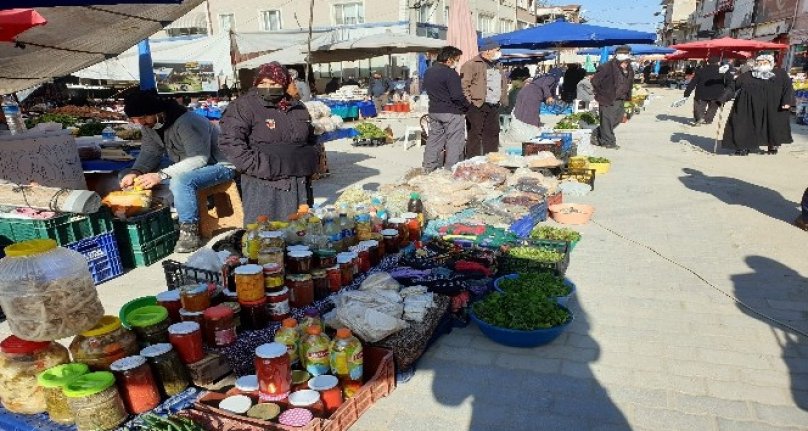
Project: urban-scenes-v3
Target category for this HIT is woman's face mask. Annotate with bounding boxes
[257,87,286,103]
[615,53,631,62]
[754,62,773,73]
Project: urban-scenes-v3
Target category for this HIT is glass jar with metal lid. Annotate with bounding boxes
[139,343,189,397]
[263,263,285,291]
[127,306,170,347]
[286,273,314,308]
[0,335,70,414]
[257,246,284,267]
[314,249,337,270]
[179,308,205,329]
[63,371,128,431]
[260,230,286,249]
[69,315,139,371]
[36,363,90,424]
[235,264,265,303]
[203,305,237,348]
[337,254,353,286]
[221,302,242,332]
[255,342,291,402]
[155,290,182,323]
[179,283,211,312]
[109,356,160,414]
[167,321,205,364]
[287,250,313,274]
[266,288,291,322]
[311,269,330,301]
[240,296,269,330]
[381,229,400,254]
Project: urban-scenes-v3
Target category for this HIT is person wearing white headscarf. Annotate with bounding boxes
[722,54,794,155]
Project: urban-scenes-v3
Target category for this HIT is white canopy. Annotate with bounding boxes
[0,0,204,94]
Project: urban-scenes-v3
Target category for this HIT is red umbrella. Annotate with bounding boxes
[665,49,752,61]
[0,9,47,42]
[670,37,787,52]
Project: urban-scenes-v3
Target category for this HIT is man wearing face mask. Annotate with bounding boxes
[219,62,318,222]
[461,39,509,157]
[422,46,469,172]
[120,91,235,253]
[591,45,634,149]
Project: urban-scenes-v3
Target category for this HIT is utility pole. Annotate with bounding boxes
[409,0,417,35]
[306,0,315,83]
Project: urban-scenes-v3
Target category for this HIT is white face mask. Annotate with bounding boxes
[491,52,502,61]
[615,54,631,62]
[754,63,773,73]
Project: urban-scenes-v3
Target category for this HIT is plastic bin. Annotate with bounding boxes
[66,231,124,285]
[113,206,176,248]
[119,230,178,268]
[162,260,223,291]
[0,208,114,247]
[498,240,571,276]
[558,168,597,191]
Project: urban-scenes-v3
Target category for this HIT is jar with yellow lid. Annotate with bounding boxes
[69,315,139,371]
[37,363,90,424]
[0,239,104,341]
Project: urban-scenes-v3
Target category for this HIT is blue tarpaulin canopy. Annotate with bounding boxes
[500,48,555,64]
[487,19,656,50]
[577,44,675,56]
[1,0,181,6]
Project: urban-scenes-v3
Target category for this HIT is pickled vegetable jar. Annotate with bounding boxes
[326,266,342,292]
[260,230,286,249]
[0,239,104,341]
[257,246,284,267]
[64,371,128,431]
[287,251,313,274]
[263,263,285,290]
[314,249,337,270]
[337,254,353,285]
[69,315,139,371]
[109,356,160,414]
[179,284,211,312]
[155,290,182,323]
[167,322,205,364]
[235,264,265,303]
[0,335,70,414]
[255,342,291,402]
[37,363,89,424]
[266,288,291,322]
[140,343,190,397]
[286,274,314,308]
[240,297,269,331]
[311,269,329,301]
[128,306,170,346]
[203,305,237,348]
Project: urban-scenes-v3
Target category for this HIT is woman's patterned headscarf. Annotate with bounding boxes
[253,62,292,111]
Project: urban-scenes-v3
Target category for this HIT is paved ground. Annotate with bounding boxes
[3,88,807,431]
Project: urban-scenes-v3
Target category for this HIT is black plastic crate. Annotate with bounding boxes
[163,259,223,291]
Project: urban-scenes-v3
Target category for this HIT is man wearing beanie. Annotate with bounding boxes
[120,91,235,253]
[461,39,508,157]
[684,56,732,125]
[591,45,634,149]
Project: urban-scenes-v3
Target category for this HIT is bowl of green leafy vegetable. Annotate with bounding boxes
[471,290,573,347]
[493,273,576,306]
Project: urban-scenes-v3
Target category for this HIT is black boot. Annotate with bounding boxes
[175,223,202,253]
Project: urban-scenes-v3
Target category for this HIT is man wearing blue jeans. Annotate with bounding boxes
[120,91,235,253]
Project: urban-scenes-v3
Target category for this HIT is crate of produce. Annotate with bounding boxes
[498,241,571,276]
[120,230,178,268]
[113,205,176,248]
[0,208,114,247]
[508,200,549,239]
[184,347,395,431]
[163,259,223,290]
[65,231,124,285]
[558,168,596,191]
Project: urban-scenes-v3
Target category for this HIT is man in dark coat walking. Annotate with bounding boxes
[684,56,731,125]
[591,45,634,149]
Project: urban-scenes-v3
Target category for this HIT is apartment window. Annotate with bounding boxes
[517,20,530,30]
[218,13,235,33]
[419,3,435,23]
[260,10,282,31]
[477,14,493,34]
[334,2,365,25]
[498,19,513,33]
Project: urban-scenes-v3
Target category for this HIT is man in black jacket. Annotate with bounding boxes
[591,45,634,149]
[422,46,470,171]
[684,56,729,125]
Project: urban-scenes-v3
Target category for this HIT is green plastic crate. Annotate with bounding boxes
[113,206,176,248]
[0,208,114,247]
[120,230,179,268]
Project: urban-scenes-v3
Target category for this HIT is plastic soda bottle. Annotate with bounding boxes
[298,309,322,336]
[1,95,26,135]
[274,318,300,366]
[407,192,424,227]
[102,125,116,142]
[323,209,343,251]
[300,325,330,376]
[241,224,261,260]
[329,328,363,398]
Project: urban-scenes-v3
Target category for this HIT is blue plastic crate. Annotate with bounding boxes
[66,231,124,285]
[540,132,574,152]
[508,200,549,238]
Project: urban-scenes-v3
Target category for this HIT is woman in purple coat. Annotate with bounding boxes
[503,73,558,145]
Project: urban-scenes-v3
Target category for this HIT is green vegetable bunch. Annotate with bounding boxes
[77,122,107,137]
[355,122,387,139]
[530,225,581,242]
[25,113,78,129]
[506,246,564,263]
[499,245,565,274]
[499,272,571,297]
[576,111,599,125]
[474,290,571,330]
[140,414,205,431]
[587,156,610,164]
[554,117,580,130]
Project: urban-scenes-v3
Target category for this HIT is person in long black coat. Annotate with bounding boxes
[561,63,586,103]
[722,54,795,156]
[684,56,731,125]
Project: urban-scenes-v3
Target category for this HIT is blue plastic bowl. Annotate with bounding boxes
[493,273,576,306]
[470,306,573,348]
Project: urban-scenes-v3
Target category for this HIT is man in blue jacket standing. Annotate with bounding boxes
[422,46,470,172]
[368,70,392,114]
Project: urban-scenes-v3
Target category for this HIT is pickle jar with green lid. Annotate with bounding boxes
[37,363,90,424]
[127,305,170,346]
[63,371,128,431]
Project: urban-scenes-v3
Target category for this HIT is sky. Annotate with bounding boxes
[546,0,664,33]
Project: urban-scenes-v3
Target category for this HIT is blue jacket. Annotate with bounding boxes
[368,78,391,97]
[423,63,470,115]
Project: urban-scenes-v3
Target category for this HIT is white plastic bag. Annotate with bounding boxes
[359,272,401,292]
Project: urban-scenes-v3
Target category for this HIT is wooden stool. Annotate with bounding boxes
[196,180,244,239]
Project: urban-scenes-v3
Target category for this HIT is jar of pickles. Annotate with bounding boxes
[311,269,330,301]
[386,217,408,246]
[363,240,381,266]
[357,247,372,273]
[127,306,170,347]
[37,363,90,424]
[140,344,190,397]
[203,305,237,348]
[260,230,286,249]
[326,266,342,292]
[221,302,242,332]
[381,229,400,254]
[286,274,314,308]
[155,290,182,323]
[69,315,139,371]
[266,288,291,322]
[355,213,373,241]
[0,336,70,414]
[255,343,291,402]
[63,372,128,431]
[235,264,265,303]
[257,246,284,267]
[167,322,205,364]
[337,254,353,286]
[287,251,313,274]
[402,212,421,243]
[240,297,269,330]
[179,284,211,312]
[263,263,285,291]
[109,356,160,414]
[314,249,337,270]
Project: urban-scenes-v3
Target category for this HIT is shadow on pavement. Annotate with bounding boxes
[670,132,727,153]
[731,256,808,410]
[657,113,692,125]
[679,168,799,222]
[422,300,630,430]
[312,151,378,204]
